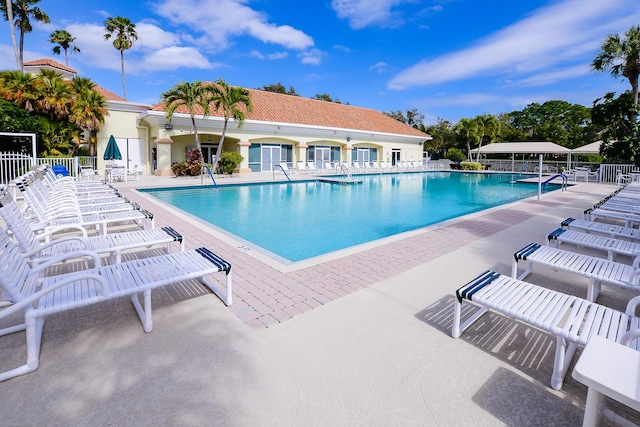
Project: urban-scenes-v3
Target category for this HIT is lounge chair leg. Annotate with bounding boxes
[587,280,601,302]
[551,338,577,390]
[0,312,44,382]
[452,299,462,338]
[131,290,153,333]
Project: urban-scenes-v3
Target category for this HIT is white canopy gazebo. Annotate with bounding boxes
[470,141,571,200]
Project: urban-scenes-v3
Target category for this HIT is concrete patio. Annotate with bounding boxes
[1,172,638,426]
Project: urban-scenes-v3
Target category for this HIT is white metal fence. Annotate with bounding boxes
[0,152,97,185]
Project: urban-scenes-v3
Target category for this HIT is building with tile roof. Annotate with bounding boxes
[21,59,431,176]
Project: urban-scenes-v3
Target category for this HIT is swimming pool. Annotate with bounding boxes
[141,172,559,263]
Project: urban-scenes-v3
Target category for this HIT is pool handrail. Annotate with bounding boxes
[542,173,568,191]
[273,164,291,182]
[203,165,218,188]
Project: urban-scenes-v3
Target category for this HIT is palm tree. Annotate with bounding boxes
[592,25,640,124]
[69,76,108,156]
[209,79,253,172]
[104,16,137,99]
[49,29,80,66]
[0,69,38,111]
[35,68,72,120]
[473,114,501,162]
[161,80,213,181]
[454,117,478,160]
[4,1,19,68]
[1,0,50,71]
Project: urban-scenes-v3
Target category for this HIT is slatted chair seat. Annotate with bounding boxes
[16,173,135,215]
[0,229,232,382]
[1,184,183,264]
[562,218,640,240]
[585,208,640,228]
[452,270,640,390]
[38,164,117,194]
[13,178,153,235]
[512,242,640,302]
[548,227,640,261]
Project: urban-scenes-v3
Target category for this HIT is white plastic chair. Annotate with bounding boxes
[452,270,640,390]
[0,229,232,382]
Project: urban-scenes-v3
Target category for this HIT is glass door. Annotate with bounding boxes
[357,148,370,166]
[261,145,281,171]
[316,147,330,169]
[391,149,401,166]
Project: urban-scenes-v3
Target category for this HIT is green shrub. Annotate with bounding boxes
[218,151,243,174]
[444,147,466,163]
[172,148,203,176]
[460,161,483,170]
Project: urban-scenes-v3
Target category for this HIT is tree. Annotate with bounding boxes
[592,25,640,124]
[453,117,478,160]
[0,69,37,110]
[35,68,71,120]
[4,1,19,68]
[161,80,213,180]
[311,93,347,104]
[49,29,80,66]
[69,76,107,156]
[0,0,50,71]
[104,16,137,99]
[261,83,299,96]
[592,91,638,162]
[509,101,595,148]
[209,78,253,172]
[472,115,501,162]
[0,98,42,152]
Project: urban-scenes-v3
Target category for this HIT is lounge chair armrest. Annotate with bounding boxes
[0,273,108,320]
[21,236,87,258]
[633,256,640,268]
[625,295,640,316]
[34,225,89,240]
[629,269,640,285]
[618,329,640,347]
[30,250,103,273]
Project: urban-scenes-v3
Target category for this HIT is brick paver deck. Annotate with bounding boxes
[119,186,580,329]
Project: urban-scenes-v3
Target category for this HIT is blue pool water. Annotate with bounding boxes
[141,172,558,263]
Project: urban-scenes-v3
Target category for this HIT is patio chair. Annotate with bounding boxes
[19,172,127,209]
[561,217,640,240]
[0,229,231,381]
[452,270,640,390]
[126,165,140,181]
[512,242,640,302]
[15,175,137,219]
[295,161,308,174]
[547,227,640,261]
[39,164,115,194]
[0,185,183,264]
[109,165,126,183]
[79,165,99,181]
[585,208,640,228]
[14,179,153,236]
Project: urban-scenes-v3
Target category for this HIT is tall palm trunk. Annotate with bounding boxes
[5,0,19,69]
[120,50,126,99]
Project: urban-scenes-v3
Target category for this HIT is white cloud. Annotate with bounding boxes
[331,0,407,29]
[134,22,181,50]
[156,0,314,51]
[515,65,591,87]
[138,46,213,72]
[388,0,640,90]
[298,49,326,66]
[370,61,391,73]
[250,50,288,60]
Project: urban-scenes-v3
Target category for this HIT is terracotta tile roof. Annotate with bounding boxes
[23,58,76,74]
[151,87,429,138]
[95,86,127,101]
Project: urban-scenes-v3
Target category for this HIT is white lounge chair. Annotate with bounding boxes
[14,179,153,236]
[452,270,640,390]
[512,242,640,302]
[0,186,183,264]
[585,208,640,228]
[547,227,640,261]
[561,217,640,240]
[296,161,308,174]
[0,229,232,381]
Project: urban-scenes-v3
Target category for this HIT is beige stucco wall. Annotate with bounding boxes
[97,109,150,175]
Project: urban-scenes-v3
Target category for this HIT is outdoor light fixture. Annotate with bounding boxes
[346,136,351,142]
[165,123,173,130]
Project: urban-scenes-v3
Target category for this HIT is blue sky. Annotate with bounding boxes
[0,0,639,124]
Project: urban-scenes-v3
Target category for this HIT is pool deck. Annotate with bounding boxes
[2,172,639,425]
